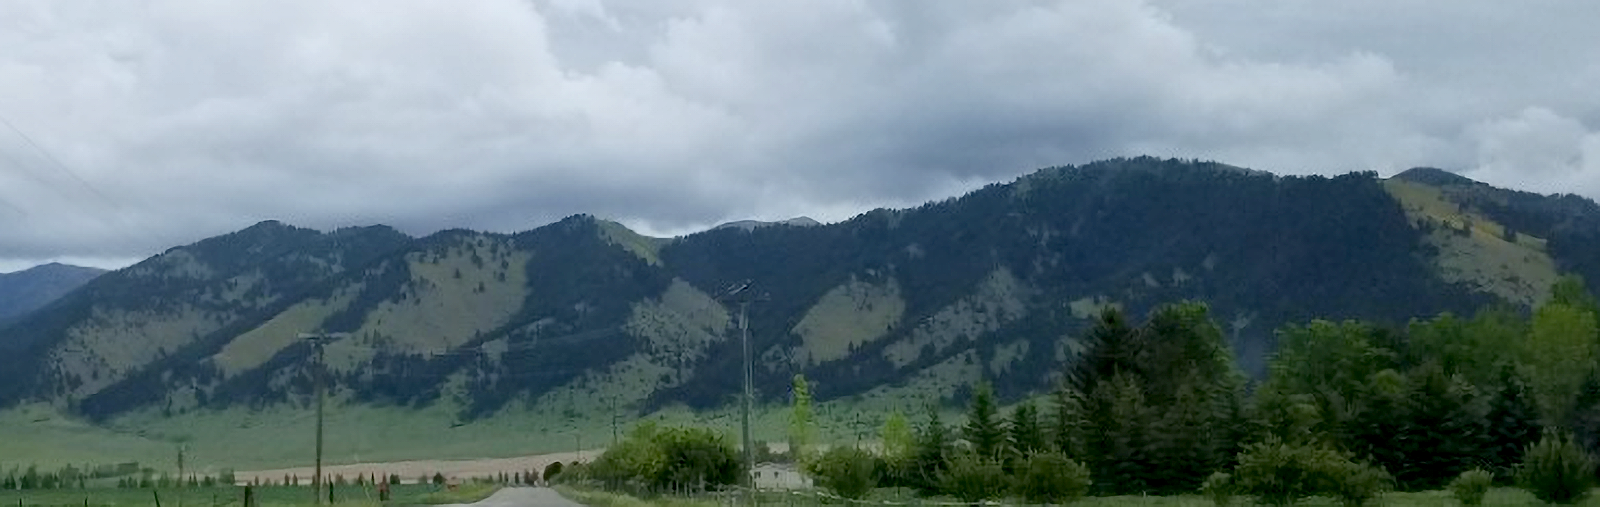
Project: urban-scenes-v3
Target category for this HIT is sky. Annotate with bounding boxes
[1,0,1598,272]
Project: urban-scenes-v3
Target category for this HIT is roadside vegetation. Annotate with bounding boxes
[561,276,1600,505]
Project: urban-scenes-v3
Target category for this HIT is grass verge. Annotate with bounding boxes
[552,486,720,507]
[414,484,501,505]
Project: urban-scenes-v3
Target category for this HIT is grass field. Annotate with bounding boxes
[0,483,499,507]
[0,386,971,472]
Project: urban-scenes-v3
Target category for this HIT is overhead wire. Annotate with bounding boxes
[0,108,178,257]
[0,112,121,207]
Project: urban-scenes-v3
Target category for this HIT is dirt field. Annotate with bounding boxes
[235,448,605,484]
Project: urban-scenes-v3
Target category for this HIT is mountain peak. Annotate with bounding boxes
[1391,167,1481,187]
[711,216,822,232]
[0,262,106,322]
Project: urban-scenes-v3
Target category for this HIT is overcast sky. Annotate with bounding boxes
[2,0,1598,272]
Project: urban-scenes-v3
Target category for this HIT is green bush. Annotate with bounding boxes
[1233,437,1338,506]
[939,452,1007,503]
[1232,436,1388,507]
[1013,452,1091,504]
[1200,471,1236,507]
[1448,468,1493,506]
[1324,460,1392,507]
[1517,429,1595,504]
[806,446,879,499]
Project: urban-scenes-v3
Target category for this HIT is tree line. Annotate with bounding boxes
[568,275,1600,504]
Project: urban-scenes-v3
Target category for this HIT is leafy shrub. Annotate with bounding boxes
[939,452,1007,503]
[1232,436,1388,507]
[1449,468,1493,506]
[806,446,879,499]
[1518,429,1595,504]
[1200,471,1236,507]
[1324,460,1392,507]
[1013,452,1091,504]
[1233,437,1338,506]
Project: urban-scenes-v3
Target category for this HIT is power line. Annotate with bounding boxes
[0,112,120,208]
[0,108,176,252]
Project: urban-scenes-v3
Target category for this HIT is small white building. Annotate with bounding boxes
[751,462,811,490]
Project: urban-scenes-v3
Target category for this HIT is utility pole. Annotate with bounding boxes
[610,397,619,446]
[299,332,348,506]
[716,280,768,504]
[854,413,862,449]
[177,444,186,507]
[738,299,754,487]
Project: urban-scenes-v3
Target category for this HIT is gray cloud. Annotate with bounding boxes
[0,0,1597,270]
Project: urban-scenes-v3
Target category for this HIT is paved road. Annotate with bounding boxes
[437,487,586,507]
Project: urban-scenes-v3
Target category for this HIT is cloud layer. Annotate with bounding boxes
[1,0,1597,269]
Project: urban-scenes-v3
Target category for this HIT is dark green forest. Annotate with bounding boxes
[570,277,1600,504]
[902,279,1600,499]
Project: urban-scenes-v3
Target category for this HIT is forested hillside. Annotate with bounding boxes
[0,157,1596,426]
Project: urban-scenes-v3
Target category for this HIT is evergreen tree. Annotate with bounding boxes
[1051,380,1085,458]
[1147,374,1221,494]
[1007,401,1046,458]
[1350,369,1409,476]
[1084,371,1153,495]
[909,403,952,495]
[1485,365,1540,482]
[1396,361,1488,490]
[1569,369,1600,463]
[964,381,1006,459]
[1069,307,1141,393]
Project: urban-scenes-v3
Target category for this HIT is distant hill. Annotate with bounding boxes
[0,263,105,323]
[711,216,822,231]
[1,157,1597,426]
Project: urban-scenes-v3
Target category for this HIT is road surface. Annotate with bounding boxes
[437,487,586,507]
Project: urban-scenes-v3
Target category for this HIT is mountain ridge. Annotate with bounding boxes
[1,157,1596,426]
[0,262,106,325]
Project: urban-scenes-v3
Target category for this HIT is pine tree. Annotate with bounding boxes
[910,403,951,495]
[1486,365,1540,483]
[1398,361,1488,490]
[1008,401,1046,457]
[1069,307,1141,393]
[1147,375,1218,494]
[1085,371,1153,495]
[1051,380,1086,458]
[964,381,1006,459]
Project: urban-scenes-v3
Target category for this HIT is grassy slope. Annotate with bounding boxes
[1384,179,1558,306]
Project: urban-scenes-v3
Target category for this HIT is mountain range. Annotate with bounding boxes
[2,157,1597,426]
[0,263,105,324]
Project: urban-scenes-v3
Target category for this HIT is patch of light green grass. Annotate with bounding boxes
[0,484,460,507]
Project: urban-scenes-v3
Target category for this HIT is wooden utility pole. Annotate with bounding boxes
[299,332,348,506]
[177,444,186,507]
[716,280,768,506]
